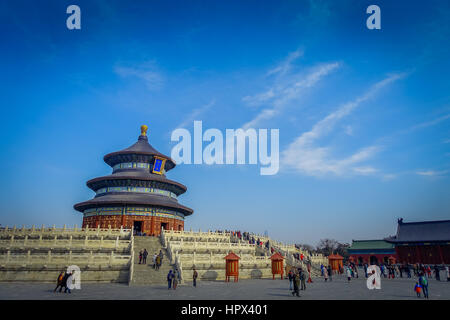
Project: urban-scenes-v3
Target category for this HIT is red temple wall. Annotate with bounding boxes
[395,244,450,264]
[82,215,184,236]
[349,253,398,265]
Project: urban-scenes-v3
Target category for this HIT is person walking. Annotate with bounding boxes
[138,250,143,264]
[53,271,65,293]
[167,270,174,289]
[173,270,179,290]
[323,266,329,282]
[346,266,352,282]
[159,250,164,264]
[152,253,157,269]
[291,272,300,297]
[142,249,148,265]
[193,268,198,287]
[288,269,294,290]
[426,265,432,278]
[64,272,73,294]
[419,273,429,299]
[414,281,422,298]
[300,269,306,291]
[155,255,161,270]
[434,265,440,281]
[446,265,450,282]
[59,271,70,293]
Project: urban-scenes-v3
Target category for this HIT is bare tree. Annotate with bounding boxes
[316,239,350,259]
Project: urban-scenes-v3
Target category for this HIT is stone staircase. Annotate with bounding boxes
[131,236,174,285]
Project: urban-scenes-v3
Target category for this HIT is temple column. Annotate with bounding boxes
[416,245,422,264]
[438,245,444,264]
[151,215,155,236]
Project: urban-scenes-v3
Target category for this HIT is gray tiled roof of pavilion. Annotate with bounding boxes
[385,219,450,243]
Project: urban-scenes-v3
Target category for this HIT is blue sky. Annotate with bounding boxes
[0,0,449,245]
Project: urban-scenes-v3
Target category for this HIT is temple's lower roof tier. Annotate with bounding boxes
[86,171,187,195]
[74,193,193,216]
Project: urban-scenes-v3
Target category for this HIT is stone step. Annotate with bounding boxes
[131,236,177,285]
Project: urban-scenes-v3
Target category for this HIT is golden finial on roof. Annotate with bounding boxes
[140,125,148,136]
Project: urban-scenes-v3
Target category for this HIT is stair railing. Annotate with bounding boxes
[128,226,134,286]
[160,227,166,247]
[174,254,183,284]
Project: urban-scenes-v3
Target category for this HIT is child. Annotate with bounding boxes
[414,282,422,298]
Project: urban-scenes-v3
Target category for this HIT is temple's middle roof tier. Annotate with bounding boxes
[87,171,187,195]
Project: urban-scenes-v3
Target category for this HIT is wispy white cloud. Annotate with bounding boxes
[114,61,164,91]
[409,113,450,131]
[282,73,406,177]
[353,166,378,175]
[242,60,340,129]
[266,49,304,77]
[416,169,449,177]
[176,99,216,129]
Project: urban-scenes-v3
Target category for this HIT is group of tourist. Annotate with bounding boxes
[53,270,75,294]
[320,264,334,281]
[414,272,431,298]
[138,249,148,264]
[138,249,164,270]
[166,268,181,289]
[287,267,307,297]
[360,263,450,281]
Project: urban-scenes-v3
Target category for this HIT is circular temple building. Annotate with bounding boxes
[74,125,193,235]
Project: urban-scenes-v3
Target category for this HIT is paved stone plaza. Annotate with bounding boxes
[0,274,449,300]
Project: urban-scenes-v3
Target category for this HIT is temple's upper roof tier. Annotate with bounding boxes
[103,128,176,172]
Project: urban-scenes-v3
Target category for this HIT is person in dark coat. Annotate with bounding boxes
[193,268,198,287]
[60,271,70,293]
[138,250,143,264]
[291,273,300,297]
[434,265,440,281]
[167,270,174,289]
[53,271,65,293]
[142,249,148,264]
[288,270,294,290]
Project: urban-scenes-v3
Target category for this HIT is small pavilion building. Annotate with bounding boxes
[347,240,397,265]
[74,125,193,235]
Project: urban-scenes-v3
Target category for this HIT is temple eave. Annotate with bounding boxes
[74,198,193,216]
